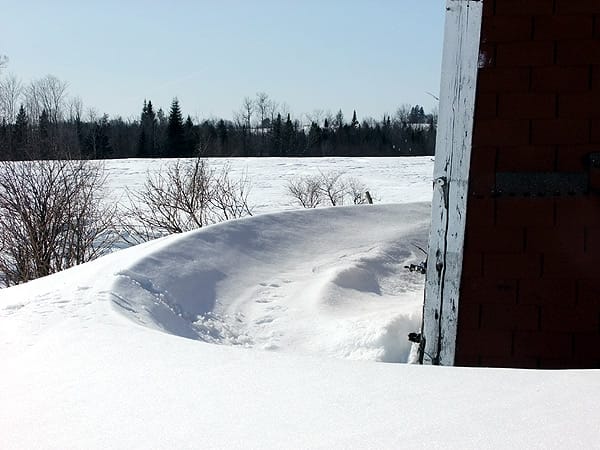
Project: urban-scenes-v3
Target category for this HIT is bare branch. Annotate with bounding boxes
[0,159,117,286]
[122,157,253,243]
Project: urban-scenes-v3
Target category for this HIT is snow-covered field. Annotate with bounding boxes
[104,156,435,214]
[1,157,599,448]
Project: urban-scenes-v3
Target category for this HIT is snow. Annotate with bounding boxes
[104,156,435,215]
[1,157,599,448]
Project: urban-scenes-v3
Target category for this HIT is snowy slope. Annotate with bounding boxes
[1,203,599,448]
[111,204,430,362]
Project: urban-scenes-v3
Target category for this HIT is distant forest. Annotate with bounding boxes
[0,73,437,160]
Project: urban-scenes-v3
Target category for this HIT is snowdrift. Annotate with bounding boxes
[110,203,430,362]
[1,203,599,448]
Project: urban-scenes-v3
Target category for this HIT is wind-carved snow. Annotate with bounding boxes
[1,158,600,448]
[109,204,430,363]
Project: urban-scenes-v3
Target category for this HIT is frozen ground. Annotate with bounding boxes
[103,156,435,214]
[1,157,598,448]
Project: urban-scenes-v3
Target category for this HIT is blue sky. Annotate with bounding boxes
[1,1,445,121]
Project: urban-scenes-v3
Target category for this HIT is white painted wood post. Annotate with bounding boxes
[421,0,483,365]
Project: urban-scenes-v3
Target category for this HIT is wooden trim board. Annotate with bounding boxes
[421,0,483,366]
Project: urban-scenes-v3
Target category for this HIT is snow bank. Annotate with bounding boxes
[1,202,599,449]
[110,203,430,362]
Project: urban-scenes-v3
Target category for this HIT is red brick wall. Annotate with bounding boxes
[455,0,600,369]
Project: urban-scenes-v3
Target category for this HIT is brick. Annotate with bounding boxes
[460,278,518,305]
[456,329,513,358]
[484,253,542,278]
[532,119,590,145]
[556,197,600,226]
[496,41,554,67]
[573,333,600,359]
[559,93,600,118]
[557,40,600,65]
[496,0,554,15]
[481,303,539,331]
[541,305,599,332]
[513,332,572,358]
[462,252,483,278]
[543,253,600,278]
[482,0,495,17]
[526,227,585,254]
[556,0,600,14]
[465,196,495,227]
[498,93,556,119]
[534,15,593,40]
[586,227,600,253]
[496,197,555,227]
[469,171,496,196]
[465,227,524,253]
[531,66,591,92]
[592,119,600,143]
[519,279,577,306]
[590,166,600,192]
[469,147,497,196]
[482,16,533,43]
[578,279,600,305]
[479,357,539,369]
[470,147,497,173]
[454,356,481,367]
[479,43,496,69]
[472,119,530,147]
[475,93,497,119]
[593,65,600,90]
[556,145,594,171]
[539,358,594,369]
[478,67,531,93]
[497,146,556,172]
[458,303,480,330]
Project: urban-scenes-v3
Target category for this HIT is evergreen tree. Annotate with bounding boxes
[0,118,9,160]
[138,100,158,157]
[13,105,28,158]
[184,115,196,155]
[334,109,344,129]
[38,109,51,158]
[167,98,185,157]
[351,110,359,128]
[307,122,322,156]
[84,114,112,159]
[282,113,294,156]
[216,119,228,155]
[271,113,283,156]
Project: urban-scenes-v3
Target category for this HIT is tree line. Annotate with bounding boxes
[0,70,437,160]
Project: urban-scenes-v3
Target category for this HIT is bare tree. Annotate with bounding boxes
[318,170,346,206]
[24,75,68,123]
[255,92,270,129]
[395,104,412,125]
[286,175,323,208]
[306,109,325,127]
[241,96,254,132]
[287,171,373,208]
[0,55,7,72]
[123,157,253,243]
[0,73,22,123]
[345,177,371,204]
[66,96,84,123]
[0,159,117,286]
[255,92,271,154]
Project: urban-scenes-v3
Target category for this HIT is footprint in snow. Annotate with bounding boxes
[254,316,275,325]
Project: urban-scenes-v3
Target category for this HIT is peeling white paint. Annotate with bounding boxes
[421,0,483,366]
